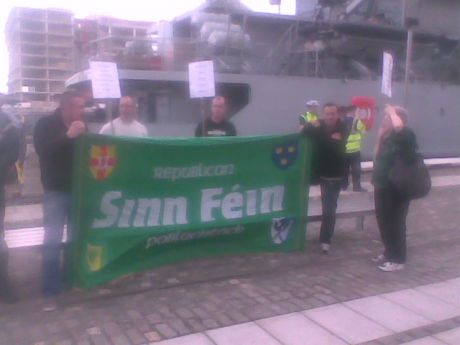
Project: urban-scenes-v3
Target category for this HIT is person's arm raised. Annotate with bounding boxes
[385,105,404,131]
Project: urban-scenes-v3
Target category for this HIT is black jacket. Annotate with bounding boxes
[34,110,77,192]
[0,111,20,185]
[302,119,347,179]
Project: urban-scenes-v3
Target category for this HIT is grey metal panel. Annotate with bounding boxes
[296,0,317,16]
[69,70,460,159]
[412,0,460,38]
[229,74,460,159]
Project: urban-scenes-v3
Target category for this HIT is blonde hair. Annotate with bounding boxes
[375,105,408,157]
[393,106,408,125]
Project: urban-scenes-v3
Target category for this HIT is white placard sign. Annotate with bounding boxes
[381,52,393,98]
[188,60,216,99]
[89,61,121,99]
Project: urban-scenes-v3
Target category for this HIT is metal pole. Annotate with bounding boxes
[402,0,407,27]
[200,98,206,136]
[315,51,319,77]
[108,99,115,135]
[225,1,230,60]
[404,28,413,107]
[241,13,247,67]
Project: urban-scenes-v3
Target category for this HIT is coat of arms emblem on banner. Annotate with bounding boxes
[272,140,298,170]
[89,145,117,181]
[86,243,104,272]
[271,217,294,244]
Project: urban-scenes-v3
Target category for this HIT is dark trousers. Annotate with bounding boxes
[343,151,362,189]
[374,187,410,263]
[0,185,12,298]
[319,179,342,244]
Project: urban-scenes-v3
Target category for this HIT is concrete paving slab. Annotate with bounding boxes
[5,203,42,229]
[416,282,460,307]
[447,277,460,286]
[206,322,280,345]
[257,312,347,345]
[5,226,68,248]
[400,337,446,345]
[361,158,460,171]
[304,304,392,344]
[154,333,216,345]
[434,327,460,345]
[345,296,431,333]
[382,288,460,322]
[431,175,460,188]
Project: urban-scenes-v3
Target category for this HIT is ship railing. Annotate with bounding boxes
[255,20,301,75]
[77,35,252,74]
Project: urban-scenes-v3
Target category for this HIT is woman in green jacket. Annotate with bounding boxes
[372,105,418,272]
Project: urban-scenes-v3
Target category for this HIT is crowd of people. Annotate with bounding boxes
[0,91,421,309]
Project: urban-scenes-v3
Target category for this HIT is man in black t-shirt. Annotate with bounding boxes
[195,96,237,137]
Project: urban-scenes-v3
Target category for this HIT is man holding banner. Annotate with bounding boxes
[195,96,237,137]
[302,102,347,254]
[34,91,86,305]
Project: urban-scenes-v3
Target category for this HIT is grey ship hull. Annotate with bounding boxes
[229,74,460,160]
[67,69,460,160]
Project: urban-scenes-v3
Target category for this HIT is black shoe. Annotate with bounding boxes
[353,186,367,192]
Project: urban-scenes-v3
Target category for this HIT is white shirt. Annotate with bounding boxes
[99,117,148,138]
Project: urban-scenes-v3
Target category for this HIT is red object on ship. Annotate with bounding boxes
[351,96,376,130]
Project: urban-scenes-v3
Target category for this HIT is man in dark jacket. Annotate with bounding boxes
[0,94,20,303]
[34,90,86,304]
[303,102,347,254]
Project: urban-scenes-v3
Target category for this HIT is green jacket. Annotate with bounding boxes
[373,128,418,188]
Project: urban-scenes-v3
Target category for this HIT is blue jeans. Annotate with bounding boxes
[42,191,71,297]
[319,179,342,244]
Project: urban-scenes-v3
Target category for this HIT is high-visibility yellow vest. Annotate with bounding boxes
[300,112,319,124]
[346,118,366,153]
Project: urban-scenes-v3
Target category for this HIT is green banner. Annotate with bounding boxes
[71,134,311,288]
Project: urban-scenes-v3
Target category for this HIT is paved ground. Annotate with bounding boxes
[152,277,460,345]
[2,174,460,344]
